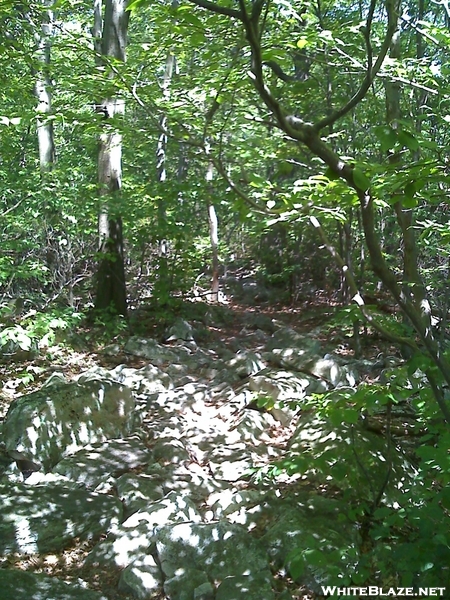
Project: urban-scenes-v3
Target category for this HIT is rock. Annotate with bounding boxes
[86,492,202,570]
[116,472,165,517]
[207,444,256,482]
[0,570,107,600]
[54,436,152,488]
[248,369,317,401]
[165,318,195,342]
[42,371,68,387]
[226,350,266,377]
[265,328,322,371]
[0,480,122,554]
[101,343,122,356]
[234,410,280,444]
[216,573,275,600]
[241,313,276,333]
[1,380,136,471]
[124,336,177,365]
[156,522,273,599]
[309,357,343,386]
[118,554,163,599]
[205,488,269,521]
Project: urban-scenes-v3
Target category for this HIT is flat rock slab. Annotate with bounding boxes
[0,481,122,554]
[54,435,152,488]
[0,570,107,600]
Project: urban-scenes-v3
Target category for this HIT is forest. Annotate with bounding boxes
[1,0,450,598]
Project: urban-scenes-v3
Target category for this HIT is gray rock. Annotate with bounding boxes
[165,318,195,342]
[216,573,275,600]
[54,435,152,488]
[205,488,269,521]
[266,327,318,351]
[86,493,202,569]
[0,570,107,600]
[0,480,122,554]
[248,369,316,401]
[2,380,136,470]
[156,522,272,592]
[95,363,174,394]
[207,444,255,481]
[241,313,276,333]
[118,554,163,599]
[309,357,343,386]
[116,472,165,517]
[42,371,68,387]
[226,350,266,377]
[234,410,280,444]
[265,328,322,371]
[77,366,114,384]
[124,336,177,365]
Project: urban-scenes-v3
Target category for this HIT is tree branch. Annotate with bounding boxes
[309,214,418,350]
[185,0,242,19]
[314,0,398,131]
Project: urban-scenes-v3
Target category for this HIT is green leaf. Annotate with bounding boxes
[404,181,416,199]
[374,125,398,152]
[353,168,370,191]
[127,0,147,13]
[402,195,418,209]
[398,130,419,151]
[297,38,308,49]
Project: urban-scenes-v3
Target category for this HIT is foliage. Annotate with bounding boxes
[3,0,450,593]
[0,307,83,353]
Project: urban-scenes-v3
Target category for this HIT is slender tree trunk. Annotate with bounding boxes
[385,0,432,353]
[94,0,129,317]
[206,161,219,302]
[154,51,176,303]
[34,0,55,173]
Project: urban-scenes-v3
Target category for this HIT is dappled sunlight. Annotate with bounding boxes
[0,302,436,598]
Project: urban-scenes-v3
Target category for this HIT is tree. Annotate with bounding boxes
[173,0,450,423]
[93,0,129,317]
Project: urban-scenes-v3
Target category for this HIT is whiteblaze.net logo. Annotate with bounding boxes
[321,586,446,597]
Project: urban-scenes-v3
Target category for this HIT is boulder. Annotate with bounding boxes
[156,522,273,600]
[54,435,152,489]
[248,369,318,401]
[226,350,267,377]
[265,328,322,371]
[1,380,136,471]
[124,336,178,365]
[0,480,122,554]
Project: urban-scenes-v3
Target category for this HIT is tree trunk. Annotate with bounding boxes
[155,51,176,304]
[94,0,129,317]
[34,0,55,173]
[206,161,219,302]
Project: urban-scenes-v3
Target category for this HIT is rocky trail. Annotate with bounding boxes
[0,302,412,600]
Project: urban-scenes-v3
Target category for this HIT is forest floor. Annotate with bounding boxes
[0,296,396,599]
